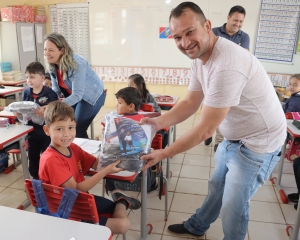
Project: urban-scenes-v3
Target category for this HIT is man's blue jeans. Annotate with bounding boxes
[184,140,281,240]
[73,92,106,139]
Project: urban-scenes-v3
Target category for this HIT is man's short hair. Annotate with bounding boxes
[169,1,206,23]
[44,101,76,126]
[25,62,45,76]
[228,6,246,17]
[115,87,142,111]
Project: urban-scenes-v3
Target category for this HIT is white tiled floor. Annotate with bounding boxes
[1,107,300,239]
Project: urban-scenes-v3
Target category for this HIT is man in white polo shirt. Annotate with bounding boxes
[204,5,250,150]
[140,2,286,240]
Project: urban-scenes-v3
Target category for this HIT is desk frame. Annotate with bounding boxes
[0,125,33,209]
[270,120,300,239]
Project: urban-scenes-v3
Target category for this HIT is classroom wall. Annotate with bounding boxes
[1,0,299,109]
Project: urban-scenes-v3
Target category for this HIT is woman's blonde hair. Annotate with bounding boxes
[44,33,77,73]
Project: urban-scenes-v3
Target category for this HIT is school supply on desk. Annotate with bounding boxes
[293,120,300,130]
[101,112,156,172]
[284,113,300,161]
[0,62,12,73]
[2,71,23,81]
[0,117,10,128]
[152,94,174,102]
[4,101,44,125]
[73,138,101,155]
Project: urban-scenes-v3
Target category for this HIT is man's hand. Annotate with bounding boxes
[139,117,161,132]
[140,149,166,171]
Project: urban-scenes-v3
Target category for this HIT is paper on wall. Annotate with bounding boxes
[36,26,43,44]
[21,26,35,52]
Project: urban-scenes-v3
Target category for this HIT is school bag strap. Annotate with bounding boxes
[31,179,79,219]
[56,187,80,219]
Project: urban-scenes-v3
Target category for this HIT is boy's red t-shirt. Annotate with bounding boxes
[39,143,96,186]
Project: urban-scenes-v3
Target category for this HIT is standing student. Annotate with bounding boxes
[22,62,58,178]
[140,2,285,240]
[128,74,161,112]
[44,33,106,139]
[205,5,250,150]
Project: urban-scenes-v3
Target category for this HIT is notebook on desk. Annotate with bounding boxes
[73,138,101,155]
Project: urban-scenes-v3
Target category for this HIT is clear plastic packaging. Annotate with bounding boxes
[4,101,44,125]
[100,112,156,172]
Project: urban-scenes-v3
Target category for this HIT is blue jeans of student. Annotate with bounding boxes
[73,92,106,139]
[184,140,281,240]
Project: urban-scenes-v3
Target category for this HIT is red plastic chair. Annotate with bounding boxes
[5,139,28,174]
[140,103,155,112]
[24,179,118,239]
[25,179,102,223]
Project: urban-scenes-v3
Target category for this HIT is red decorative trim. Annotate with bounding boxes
[0,127,33,150]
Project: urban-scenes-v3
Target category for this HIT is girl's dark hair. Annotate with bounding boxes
[129,74,149,102]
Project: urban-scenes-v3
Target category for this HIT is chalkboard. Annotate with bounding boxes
[88,0,300,74]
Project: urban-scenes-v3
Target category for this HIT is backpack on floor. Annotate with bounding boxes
[0,151,9,172]
[106,164,160,193]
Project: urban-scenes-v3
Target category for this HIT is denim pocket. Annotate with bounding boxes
[238,144,265,168]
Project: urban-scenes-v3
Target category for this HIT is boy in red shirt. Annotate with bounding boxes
[39,101,141,235]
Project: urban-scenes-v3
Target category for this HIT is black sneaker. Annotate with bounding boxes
[168,222,204,237]
[111,190,141,210]
[288,193,299,203]
[204,137,212,146]
[214,144,219,152]
[294,203,298,210]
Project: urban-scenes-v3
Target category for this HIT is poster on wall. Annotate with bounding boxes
[254,0,300,63]
[49,3,90,62]
[297,32,300,53]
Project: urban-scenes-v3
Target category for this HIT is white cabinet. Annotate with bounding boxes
[0,22,46,78]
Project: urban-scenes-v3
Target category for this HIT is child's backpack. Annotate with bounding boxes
[106,164,162,195]
[0,151,9,172]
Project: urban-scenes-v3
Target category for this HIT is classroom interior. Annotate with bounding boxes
[1,0,300,240]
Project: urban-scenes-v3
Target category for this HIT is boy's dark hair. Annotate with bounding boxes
[44,101,76,126]
[128,74,150,102]
[291,74,300,81]
[115,87,142,111]
[169,1,206,24]
[25,62,45,76]
[45,72,51,80]
[228,6,246,16]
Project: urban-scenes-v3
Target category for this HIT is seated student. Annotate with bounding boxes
[284,74,300,113]
[115,87,144,121]
[20,62,58,179]
[43,72,52,88]
[285,74,300,209]
[128,74,161,112]
[39,101,141,234]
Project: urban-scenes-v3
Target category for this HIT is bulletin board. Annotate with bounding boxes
[254,0,300,63]
[88,0,260,69]
[49,3,90,62]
